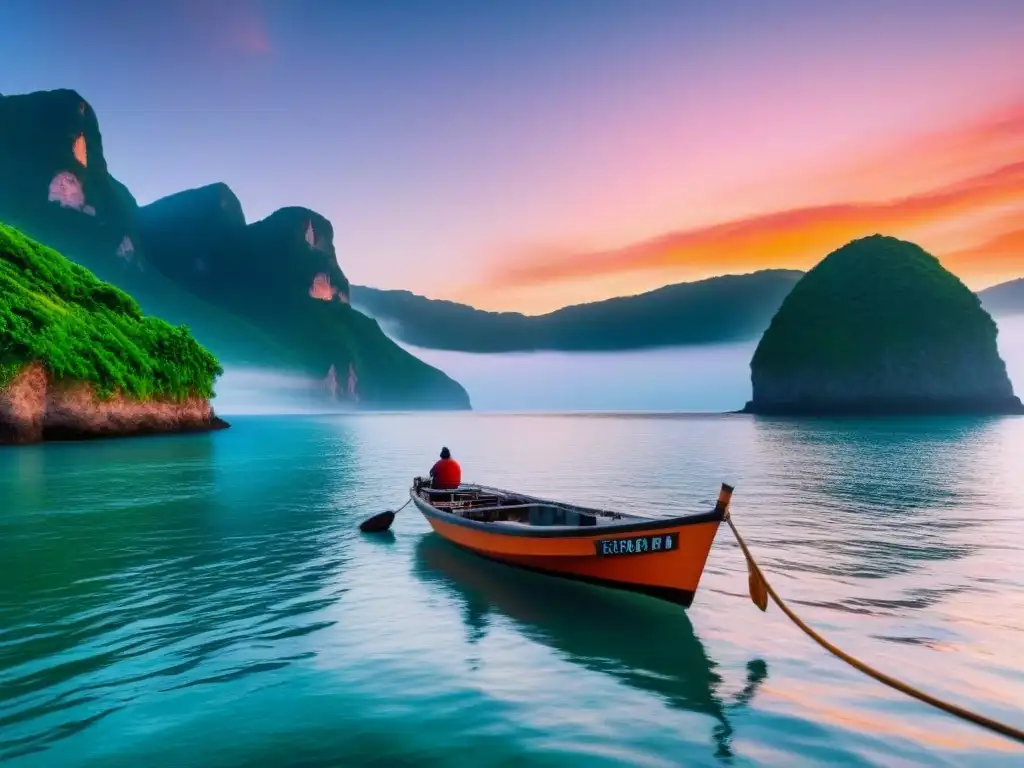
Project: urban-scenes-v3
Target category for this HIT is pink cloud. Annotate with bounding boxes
[183,0,272,55]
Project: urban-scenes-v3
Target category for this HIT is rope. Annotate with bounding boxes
[724,512,1024,746]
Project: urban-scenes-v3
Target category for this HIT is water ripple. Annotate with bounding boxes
[1,414,1023,766]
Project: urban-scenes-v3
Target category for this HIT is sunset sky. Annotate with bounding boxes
[1,0,1023,313]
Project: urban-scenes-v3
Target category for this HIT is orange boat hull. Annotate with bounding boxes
[415,497,724,607]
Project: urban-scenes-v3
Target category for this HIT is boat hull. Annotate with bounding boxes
[413,495,723,607]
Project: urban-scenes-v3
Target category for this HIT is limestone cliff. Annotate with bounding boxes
[0,89,144,273]
[743,235,1023,415]
[137,186,470,409]
[0,87,471,410]
[1,364,228,445]
[0,90,302,369]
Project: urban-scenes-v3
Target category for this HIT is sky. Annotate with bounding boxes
[1,0,1023,314]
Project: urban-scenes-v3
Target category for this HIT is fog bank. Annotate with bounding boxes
[209,316,1024,414]
[403,315,1024,412]
[212,368,351,415]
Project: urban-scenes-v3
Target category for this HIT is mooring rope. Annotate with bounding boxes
[724,511,1024,746]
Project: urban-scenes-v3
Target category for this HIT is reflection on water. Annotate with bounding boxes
[748,417,1001,582]
[0,423,359,763]
[1,413,1023,766]
[414,534,768,761]
[738,417,1017,638]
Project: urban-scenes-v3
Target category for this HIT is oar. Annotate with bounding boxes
[359,497,412,533]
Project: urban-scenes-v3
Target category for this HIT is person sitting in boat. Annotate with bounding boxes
[429,446,462,489]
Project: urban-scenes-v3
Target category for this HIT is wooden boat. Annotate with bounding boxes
[410,477,733,607]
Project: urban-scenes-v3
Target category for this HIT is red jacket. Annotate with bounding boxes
[430,458,462,489]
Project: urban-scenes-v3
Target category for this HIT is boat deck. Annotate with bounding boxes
[414,481,646,530]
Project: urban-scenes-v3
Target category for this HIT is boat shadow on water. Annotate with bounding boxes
[413,533,768,762]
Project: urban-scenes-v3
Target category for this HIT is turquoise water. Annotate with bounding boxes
[2,413,1024,766]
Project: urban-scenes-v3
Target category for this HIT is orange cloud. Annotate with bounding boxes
[479,101,1024,300]
[760,680,1018,753]
[487,161,1024,287]
[944,227,1024,285]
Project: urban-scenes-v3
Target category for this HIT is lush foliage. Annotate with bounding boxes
[751,234,1002,374]
[0,222,222,399]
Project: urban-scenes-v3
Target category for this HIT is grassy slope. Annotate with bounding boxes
[0,208,303,374]
[0,222,222,398]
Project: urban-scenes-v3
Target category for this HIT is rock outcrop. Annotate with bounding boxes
[1,222,229,445]
[137,186,469,409]
[1,364,228,445]
[0,87,471,411]
[742,235,1024,415]
[131,182,246,288]
[0,89,144,274]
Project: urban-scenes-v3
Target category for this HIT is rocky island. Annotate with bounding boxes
[0,223,228,444]
[742,235,1024,416]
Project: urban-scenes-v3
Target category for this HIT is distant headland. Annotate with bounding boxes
[0,223,229,445]
[351,274,1023,355]
[351,270,804,352]
[741,235,1024,417]
[0,88,470,411]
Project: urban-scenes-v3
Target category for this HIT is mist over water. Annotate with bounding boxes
[403,341,758,412]
[212,367,349,415]
[401,314,1024,412]
[998,314,1024,390]
[209,317,1024,414]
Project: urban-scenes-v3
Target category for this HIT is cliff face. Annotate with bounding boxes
[0,364,227,445]
[743,235,1023,415]
[0,89,144,274]
[1,221,229,445]
[132,183,246,288]
[0,91,297,369]
[137,187,470,409]
[0,88,471,411]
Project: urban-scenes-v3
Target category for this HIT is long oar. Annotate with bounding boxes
[359,496,412,533]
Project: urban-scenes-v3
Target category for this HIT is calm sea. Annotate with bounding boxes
[2,411,1024,767]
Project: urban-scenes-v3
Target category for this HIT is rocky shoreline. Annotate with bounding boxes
[0,363,229,446]
[739,396,1024,416]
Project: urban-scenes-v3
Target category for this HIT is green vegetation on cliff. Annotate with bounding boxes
[745,234,1022,415]
[752,236,990,372]
[0,222,222,399]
